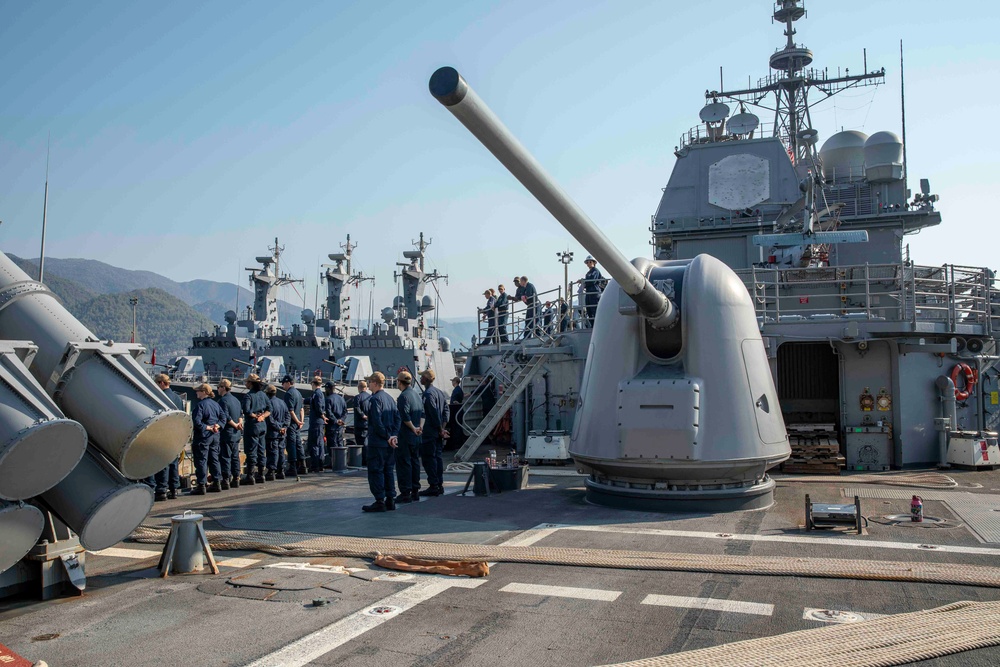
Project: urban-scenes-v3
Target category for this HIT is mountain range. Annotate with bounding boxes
[8,255,479,358]
[12,255,303,325]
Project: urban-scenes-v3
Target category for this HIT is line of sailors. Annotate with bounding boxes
[148,369,456,511]
[479,258,605,343]
[360,368,451,512]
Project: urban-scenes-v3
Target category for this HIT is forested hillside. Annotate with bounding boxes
[74,288,215,358]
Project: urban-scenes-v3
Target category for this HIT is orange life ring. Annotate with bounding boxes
[950,363,978,401]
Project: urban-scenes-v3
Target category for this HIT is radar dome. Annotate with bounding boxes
[819,130,867,180]
[392,296,403,309]
[224,310,237,325]
[301,309,316,324]
[381,307,394,323]
[864,131,904,183]
[421,295,434,311]
[439,336,451,352]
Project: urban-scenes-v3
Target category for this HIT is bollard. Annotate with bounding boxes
[330,446,349,472]
[347,444,363,468]
[158,511,218,577]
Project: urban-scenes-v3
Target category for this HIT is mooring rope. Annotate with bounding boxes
[597,600,1000,667]
[130,525,1000,589]
[776,472,958,488]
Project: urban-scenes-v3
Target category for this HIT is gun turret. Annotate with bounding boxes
[430,66,788,513]
[429,66,676,330]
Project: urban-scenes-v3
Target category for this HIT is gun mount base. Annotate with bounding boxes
[584,474,775,513]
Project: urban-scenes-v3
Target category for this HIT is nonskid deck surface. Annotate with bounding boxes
[3,469,1000,667]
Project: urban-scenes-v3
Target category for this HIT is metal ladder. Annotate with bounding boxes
[454,335,557,462]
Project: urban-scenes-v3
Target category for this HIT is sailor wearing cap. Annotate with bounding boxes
[362,372,401,512]
[264,384,290,480]
[190,383,224,495]
[419,369,450,497]
[242,374,271,485]
[306,377,328,473]
[519,276,538,338]
[480,289,497,344]
[394,370,424,503]
[495,284,509,343]
[582,255,604,328]
[324,381,347,454]
[281,376,306,475]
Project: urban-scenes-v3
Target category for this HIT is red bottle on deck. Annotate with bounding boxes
[911,495,924,523]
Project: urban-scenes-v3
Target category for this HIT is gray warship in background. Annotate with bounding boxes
[454,0,1000,474]
[176,233,457,392]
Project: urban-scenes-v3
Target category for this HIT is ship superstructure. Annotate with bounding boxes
[186,237,302,379]
[341,233,457,391]
[181,233,457,390]
[267,235,367,378]
[649,0,999,468]
[458,0,999,472]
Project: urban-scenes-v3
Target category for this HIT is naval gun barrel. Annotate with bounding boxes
[429,67,676,329]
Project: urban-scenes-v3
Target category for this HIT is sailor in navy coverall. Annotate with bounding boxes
[281,375,305,474]
[419,369,450,496]
[216,379,244,489]
[190,383,224,495]
[242,374,271,484]
[306,378,328,472]
[395,371,424,503]
[265,384,290,480]
[582,255,605,328]
[324,382,347,451]
[519,276,538,337]
[152,373,185,501]
[354,380,371,448]
[362,372,401,512]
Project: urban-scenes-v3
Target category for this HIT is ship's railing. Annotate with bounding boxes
[737,263,998,334]
[474,283,585,350]
[677,123,777,150]
[162,368,398,389]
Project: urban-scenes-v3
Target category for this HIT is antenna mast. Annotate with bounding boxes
[900,39,908,191]
[38,135,50,282]
[707,0,884,163]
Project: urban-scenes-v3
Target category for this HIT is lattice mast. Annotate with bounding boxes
[709,0,884,164]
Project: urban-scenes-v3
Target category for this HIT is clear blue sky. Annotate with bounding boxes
[2,0,996,320]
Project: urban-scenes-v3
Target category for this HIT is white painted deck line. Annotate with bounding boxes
[500,582,622,602]
[264,562,347,573]
[218,557,261,568]
[243,577,485,667]
[498,525,563,548]
[89,547,161,559]
[242,524,552,667]
[802,607,887,623]
[544,523,1000,556]
[642,594,773,616]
